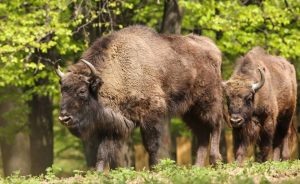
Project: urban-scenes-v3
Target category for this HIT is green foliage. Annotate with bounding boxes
[0,0,138,100]
[171,118,192,138]
[130,0,163,29]
[1,0,77,90]
[180,0,300,79]
[1,160,300,183]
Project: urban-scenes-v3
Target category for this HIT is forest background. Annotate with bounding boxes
[0,0,300,176]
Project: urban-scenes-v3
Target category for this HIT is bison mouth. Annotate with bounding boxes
[58,116,77,128]
[231,121,244,128]
[230,116,244,128]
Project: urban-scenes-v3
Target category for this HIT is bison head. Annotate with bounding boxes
[55,59,103,132]
[223,68,265,128]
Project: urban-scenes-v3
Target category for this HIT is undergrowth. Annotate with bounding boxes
[1,159,299,184]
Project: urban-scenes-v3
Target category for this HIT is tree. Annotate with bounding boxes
[0,0,93,174]
[161,0,182,34]
[28,94,53,175]
[0,88,31,176]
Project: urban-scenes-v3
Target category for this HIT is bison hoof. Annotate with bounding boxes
[236,156,245,166]
[96,161,105,172]
[209,153,222,165]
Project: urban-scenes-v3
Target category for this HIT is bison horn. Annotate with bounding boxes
[55,65,65,79]
[251,68,265,92]
[221,81,227,87]
[81,59,97,76]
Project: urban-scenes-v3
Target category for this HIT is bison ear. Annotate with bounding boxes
[89,76,103,94]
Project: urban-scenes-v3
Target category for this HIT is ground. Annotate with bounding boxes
[1,159,300,184]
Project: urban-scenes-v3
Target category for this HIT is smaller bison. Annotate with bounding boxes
[55,26,224,170]
[223,47,297,163]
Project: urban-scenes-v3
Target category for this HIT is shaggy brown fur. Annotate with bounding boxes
[223,47,297,163]
[57,26,223,170]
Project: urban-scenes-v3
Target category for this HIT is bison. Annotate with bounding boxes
[223,47,297,163]
[55,26,223,170]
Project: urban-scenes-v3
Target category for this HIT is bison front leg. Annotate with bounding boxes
[209,121,222,165]
[96,138,133,171]
[235,145,247,164]
[257,124,274,162]
[234,143,247,164]
[233,129,247,164]
[96,139,109,172]
[140,122,161,168]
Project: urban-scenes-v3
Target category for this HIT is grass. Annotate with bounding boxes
[0,159,300,184]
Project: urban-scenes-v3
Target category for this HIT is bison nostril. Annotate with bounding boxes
[60,110,68,116]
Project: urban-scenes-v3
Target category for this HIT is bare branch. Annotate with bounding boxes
[106,5,114,31]
[72,17,98,34]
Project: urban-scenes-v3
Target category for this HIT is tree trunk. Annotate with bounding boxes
[28,94,53,175]
[0,89,31,176]
[161,0,182,34]
[0,133,31,176]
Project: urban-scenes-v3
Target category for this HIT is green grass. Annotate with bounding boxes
[1,159,300,184]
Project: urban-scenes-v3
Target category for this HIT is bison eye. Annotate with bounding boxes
[78,89,87,96]
[245,94,253,103]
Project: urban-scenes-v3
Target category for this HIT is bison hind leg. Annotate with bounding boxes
[273,109,294,161]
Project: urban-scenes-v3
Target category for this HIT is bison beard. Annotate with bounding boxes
[223,47,297,164]
[78,100,135,139]
[56,26,224,170]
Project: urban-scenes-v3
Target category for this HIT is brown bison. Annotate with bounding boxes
[223,47,297,163]
[55,26,223,170]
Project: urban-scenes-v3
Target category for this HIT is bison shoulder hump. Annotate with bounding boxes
[187,34,221,63]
